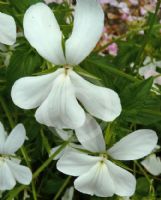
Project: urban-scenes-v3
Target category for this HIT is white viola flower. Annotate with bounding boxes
[139,56,161,85]
[141,154,161,176]
[57,115,158,197]
[0,122,32,190]
[11,1,122,129]
[50,128,79,160]
[0,12,16,45]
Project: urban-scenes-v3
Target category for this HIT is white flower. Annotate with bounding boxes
[57,115,158,197]
[139,56,161,85]
[0,122,32,190]
[11,1,122,129]
[141,154,161,176]
[0,12,16,45]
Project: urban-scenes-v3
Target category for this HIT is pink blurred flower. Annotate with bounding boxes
[107,43,118,56]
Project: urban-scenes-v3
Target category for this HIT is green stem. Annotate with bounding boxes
[0,96,15,128]
[33,142,67,178]
[53,176,72,200]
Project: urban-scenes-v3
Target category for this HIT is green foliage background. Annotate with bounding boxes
[0,0,161,199]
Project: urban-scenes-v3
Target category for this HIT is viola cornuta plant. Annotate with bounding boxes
[0,0,161,199]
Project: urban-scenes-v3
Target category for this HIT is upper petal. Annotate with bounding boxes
[141,154,161,176]
[65,0,104,65]
[106,160,136,196]
[57,150,100,176]
[6,160,32,185]
[108,129,158,160]
[75,114,106,152]
[24,3,65,65]
[4,124,26,154]
[70,71,122,121]
[11,69,62,109]
[0,160,16,190]
[35,73,86,129]
[74,162,114,197]
[0,12,16,45]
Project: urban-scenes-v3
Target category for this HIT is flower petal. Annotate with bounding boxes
[35,73,85,129]
[57,150,100,176]
[74,162,114,197]
[0,160,16,190]
[70,71,122,121]
[0,12,16,45]
[139,65,156,77]
[66,0,104,65]
[4,124,26,154]
[11,69,62,109]
[24,3,65,65]
[106,160,136,196]
[75,114,105,152]
[108,129,158,160]
[141,154,161,176]
[6,160,32,185]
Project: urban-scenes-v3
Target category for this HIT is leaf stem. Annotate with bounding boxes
[53,176,72,200]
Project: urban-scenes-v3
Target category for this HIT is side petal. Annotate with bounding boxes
[6,160,32,185]
[70,71,122,121]
[66,0,104,65]
[11,69,62,109]
[4,124,26,154]
[106,160,136,197]
[35,73,85,129]
[57,150,100,176]
[108,129,158,160]
[0,122,7,153]
[141,154,161,176]
[0,161,16,190]
[74,162,114,197]
[75,114,106,152]
[24,3,65,65]
[0,12,16,45]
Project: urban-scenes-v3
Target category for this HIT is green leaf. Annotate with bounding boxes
[6,42,42,87]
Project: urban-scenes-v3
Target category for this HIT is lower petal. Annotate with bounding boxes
[70,71,122,122]
[0,160,16,190]
[35,73,85,129]
[74,162,114,197]
[106,160,136,196]
[6,160,32,185]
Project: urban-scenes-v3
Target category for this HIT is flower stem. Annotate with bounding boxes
[53,176,72,200]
